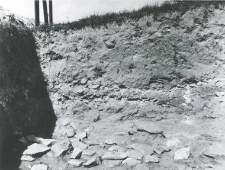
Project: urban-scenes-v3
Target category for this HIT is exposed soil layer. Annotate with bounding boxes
[2,4,225,170]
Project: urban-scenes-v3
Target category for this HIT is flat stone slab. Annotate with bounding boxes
[203,143,225,158]
[125,150,144,160]
[23,143,50,156]
[102,152,128,160]
[128,143,154,155]
[108,146,125,152]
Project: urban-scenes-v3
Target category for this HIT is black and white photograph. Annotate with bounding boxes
[0,0,225,169]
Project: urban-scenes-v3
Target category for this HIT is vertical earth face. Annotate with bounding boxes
[0,23,56,168]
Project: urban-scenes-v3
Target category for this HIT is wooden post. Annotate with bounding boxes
[35,0,40,26]
[43,0,49,25]
[49,0,53,25]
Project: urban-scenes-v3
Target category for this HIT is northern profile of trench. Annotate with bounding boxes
[0,23,56,169]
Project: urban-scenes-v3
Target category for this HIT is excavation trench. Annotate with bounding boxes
[0,23,56,169]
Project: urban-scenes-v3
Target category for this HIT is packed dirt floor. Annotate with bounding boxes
[3,4,225,170]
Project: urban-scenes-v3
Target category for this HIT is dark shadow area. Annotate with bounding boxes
[0,23,56,169]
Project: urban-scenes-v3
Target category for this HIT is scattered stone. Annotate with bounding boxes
[51,139,71,157]
[80,78,88,85]
[203,143,225,158]
[70,147,83,159]
[128,143,154,155]
[166,138,180,149]
[31,164,48,170]
[121,158,141,167]
[136,124,164,135]
[125,150,144,160]
[102,152,128,160]
[37,138,56,146]
[76,132,88,140]
[174,147,191,160]
[84,126,94,132]
[66,126,76,138]
[104,39,116,49]
[128,129,137,135]
[93,114,101,122]
[70,139,88,150]
[103,160,122,168]
[144,155,159,163]
[153,144,171,155]
[21,155,35,162]
[105,138,117,145]
[83,156,101,168]
[83,150,96,156]
[70,122,78,130]
[68,159,83,167]
[61,119,70,126]
[90,84,100,90]
[23,143,50,156]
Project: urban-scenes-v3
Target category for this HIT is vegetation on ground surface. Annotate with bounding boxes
[37,0,225,32]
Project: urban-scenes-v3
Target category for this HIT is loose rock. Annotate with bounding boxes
[174,147,191,160]
[31,164,48,170]
[153,143,171,155]
[108,146,125,152]
[70,139,88,150]
[80,78,88,85]
[76,132,88,140]
[70,147,83,159]
[21,155,35,162]
[83,156,101,168]
[66,126,76,138]
[23,143,50,156]
[68,159,83,167]
[51,139,71,157]
[144,155,159,163]
[37,138,56,146]
[121,158,141,167]
[202,143,225,158]
[128,143,154,155]
[102,152,128,160]
[83,150,96,156]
